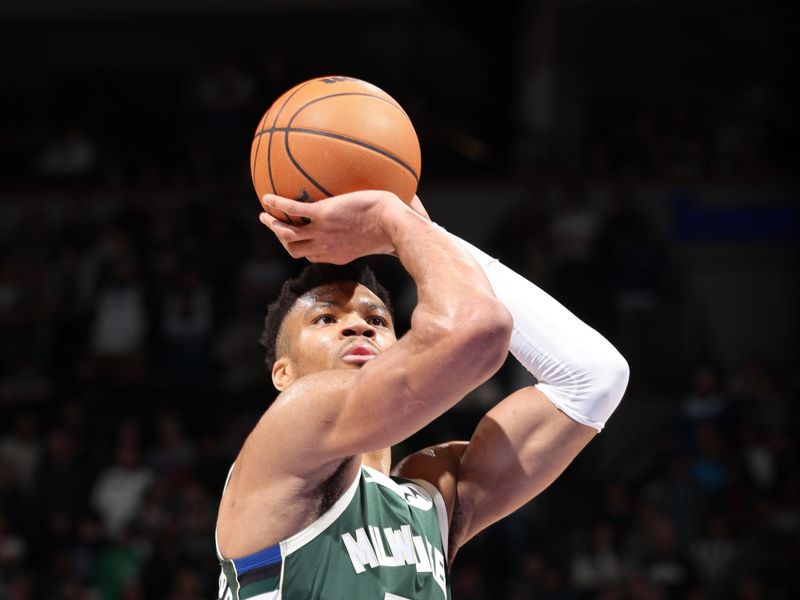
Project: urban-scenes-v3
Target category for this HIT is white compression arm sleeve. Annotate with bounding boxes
[440,226,630,431]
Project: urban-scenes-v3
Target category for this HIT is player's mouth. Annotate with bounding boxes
[341,344,378,364]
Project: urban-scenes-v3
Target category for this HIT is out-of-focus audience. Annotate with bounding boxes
[3,169,795,598]
[0,23,797,599]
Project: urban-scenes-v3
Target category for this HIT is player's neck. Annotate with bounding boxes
[361,448,391,475]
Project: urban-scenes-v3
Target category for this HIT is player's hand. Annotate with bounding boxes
[258,191,409,264]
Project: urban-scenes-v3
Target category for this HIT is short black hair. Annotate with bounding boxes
[259,261,393,373]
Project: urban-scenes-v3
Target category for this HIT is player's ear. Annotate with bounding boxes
[272,357,295,391]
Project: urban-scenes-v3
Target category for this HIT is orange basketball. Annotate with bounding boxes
[250,75,421,225]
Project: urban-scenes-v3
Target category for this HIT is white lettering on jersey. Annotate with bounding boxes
[341,528,379,574]
[412,534,432,573]
[342,524,447,599]
[383,525,416,566]
[433,546,447,596]
[369,525,398,567]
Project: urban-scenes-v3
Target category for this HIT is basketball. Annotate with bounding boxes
[250,75,421,224]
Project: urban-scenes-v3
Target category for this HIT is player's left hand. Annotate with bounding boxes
[259,191,410,264]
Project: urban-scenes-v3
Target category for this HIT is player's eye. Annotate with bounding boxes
[367,316,388,327]
[312,314,336,325]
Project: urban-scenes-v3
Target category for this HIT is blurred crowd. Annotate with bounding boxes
[1,13,798,598]
[580,78,796,184]
[446,357,799,600]
[1,171,797,598]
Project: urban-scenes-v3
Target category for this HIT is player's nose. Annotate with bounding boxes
[340,316,376,338]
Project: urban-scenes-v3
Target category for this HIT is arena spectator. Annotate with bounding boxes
[0,414,42,494]
[90,439,154,537]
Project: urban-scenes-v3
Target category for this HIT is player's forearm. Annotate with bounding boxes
[383,203,498,322]
[382,203,512,378]
[439,227,629,431]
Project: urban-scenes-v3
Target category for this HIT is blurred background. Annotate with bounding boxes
[1,0,798,598]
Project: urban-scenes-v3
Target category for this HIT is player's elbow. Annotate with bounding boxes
[456,297,513,379]
[583,341,629,403]
[413,295,511,381]
[585,345,630,425]
[602,348,630,405]
[541,340,630,431]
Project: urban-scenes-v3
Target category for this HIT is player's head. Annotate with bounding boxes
[260,261,395,391]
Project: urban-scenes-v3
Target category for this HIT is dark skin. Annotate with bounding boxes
[215,191,595,567]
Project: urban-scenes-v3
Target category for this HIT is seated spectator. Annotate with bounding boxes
[148,411,195,480]
[0,413,42,494]
[89,255,149,382]
[570,520,625,591]
[0,513,26,571]
[0,459,32,538]
[34,428,90,527]
[33,121,98,182]
[90,440,153,536]
[681,364,729,424]
[637,515,696,596]
[212,284,270,393]
[158,265,213,387]
[690,512,744,596]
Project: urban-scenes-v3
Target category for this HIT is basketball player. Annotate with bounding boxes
[215,191,629,599]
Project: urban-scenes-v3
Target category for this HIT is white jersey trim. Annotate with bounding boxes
[406,477,450,560]
[215,462,237,561]
[280,466,361,556]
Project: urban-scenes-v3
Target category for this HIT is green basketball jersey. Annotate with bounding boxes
[216,465,452,600]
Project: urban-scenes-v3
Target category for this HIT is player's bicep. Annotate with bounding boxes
[242,319,500,479]
[452,386,596,549]
[238,290,508,484]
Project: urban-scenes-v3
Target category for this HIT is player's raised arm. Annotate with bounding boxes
[251,191,512,472]
[395,222,629,559]
[452,229,628,545]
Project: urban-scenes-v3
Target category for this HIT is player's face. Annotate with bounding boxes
[273,282,397,388]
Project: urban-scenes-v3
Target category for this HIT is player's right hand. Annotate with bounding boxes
[258,190,413,264]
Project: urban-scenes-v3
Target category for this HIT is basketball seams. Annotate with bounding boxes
[280,91,418,182]
[287,132,419,202]
[253,78,419,224]
[269,80,317,127]
[252,93,409,140]
[287,128,419,182]
[266,81,316,224]
[291,91,404,115]
[281,89,410,206]
[251,110,270,183]
[283,130,334,201]
[269,133,301,225]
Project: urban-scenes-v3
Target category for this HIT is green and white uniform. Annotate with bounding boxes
[216,465,452,600]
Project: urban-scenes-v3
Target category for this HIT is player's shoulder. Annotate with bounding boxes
[392,441,469,523]
[393,441,468,477]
